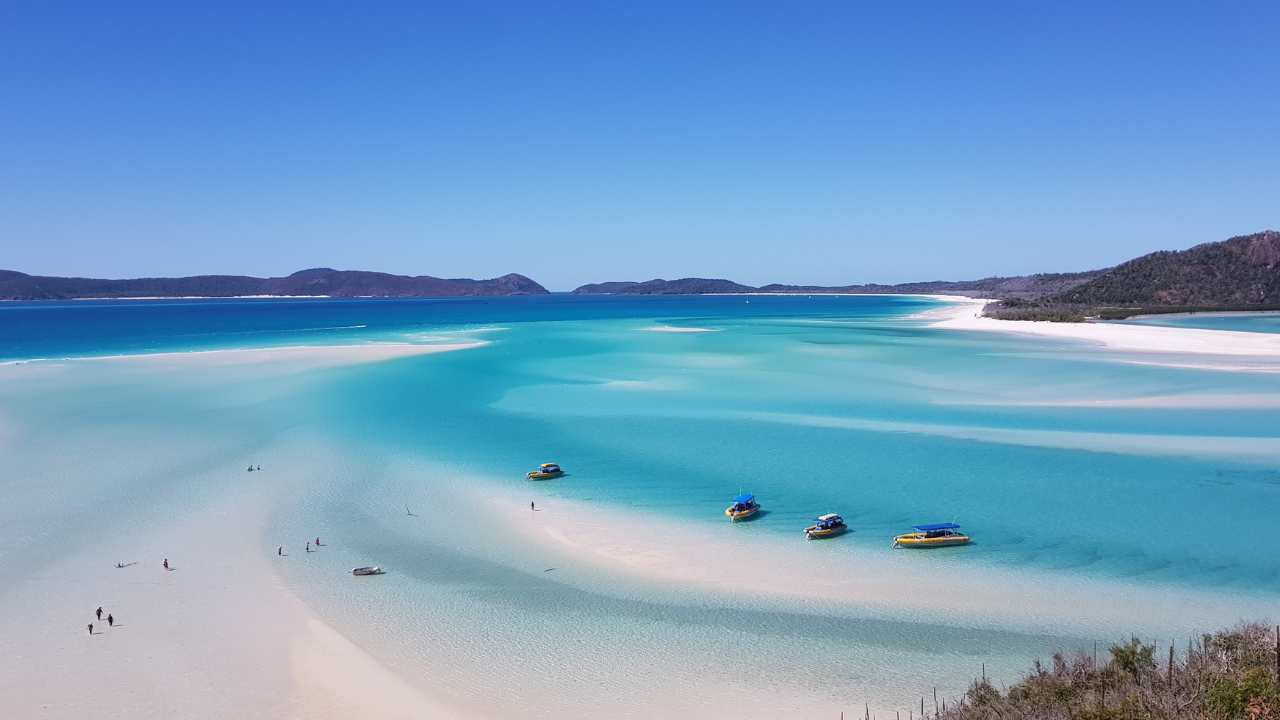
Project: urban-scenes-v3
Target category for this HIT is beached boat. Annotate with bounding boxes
[893,523,970,548]
[724,493,760,522]
[352,565,385,576]
[526,462,564,480]
[804,513,848,539]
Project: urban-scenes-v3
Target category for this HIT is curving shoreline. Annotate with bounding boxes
[925,295,1280,367]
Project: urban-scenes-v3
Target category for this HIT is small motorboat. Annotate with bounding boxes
[352,565,385,576]
[804,513,848,539]
[893,523,970,548]
[527,462,564,480]
[724,493,760,522]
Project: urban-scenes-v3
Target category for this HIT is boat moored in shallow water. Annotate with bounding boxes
[352,566,385,576]
[724,493,760,521]
[893,523,969,548]
[804,513,848,539]
[527,463,564,480]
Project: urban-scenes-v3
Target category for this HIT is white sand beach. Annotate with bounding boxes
[925,297,1280,369]
[0,457,466,720]
[0,345,484,720]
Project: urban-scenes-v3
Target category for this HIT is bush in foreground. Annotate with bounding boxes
[937,624,1279,720]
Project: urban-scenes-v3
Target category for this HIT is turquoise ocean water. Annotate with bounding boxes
[1117,311,1280,333]
[2,295,1277,716]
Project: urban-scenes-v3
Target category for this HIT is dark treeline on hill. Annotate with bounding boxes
[930,623,1280,720]
[987,230,1280,321]
[571,278,756,294]
[0,268,548,300]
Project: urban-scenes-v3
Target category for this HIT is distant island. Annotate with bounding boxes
[0,268,547,300]
[571,272,1101,300]
[573,230,1280,322]
[7,231,1278,321]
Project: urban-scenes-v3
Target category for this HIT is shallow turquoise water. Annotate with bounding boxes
[1117,311,1280,333]
[6,295,1280,590]
[3,295,1278,715]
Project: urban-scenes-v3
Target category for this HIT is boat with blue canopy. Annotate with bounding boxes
[724,493,759,522]
[804,513,848,539]
[893,522,969,548]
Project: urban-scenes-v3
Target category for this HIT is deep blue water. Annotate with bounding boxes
[0,294,927,360]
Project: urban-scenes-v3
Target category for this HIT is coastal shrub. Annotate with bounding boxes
[1110,637,1156,684]
[932,624,1280,720]
[1207,668,1278,719]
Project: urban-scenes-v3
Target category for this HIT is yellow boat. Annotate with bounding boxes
[893,523,970,548]
[526,462,564,480]
[724,493,759,522]
[804,513,848,539]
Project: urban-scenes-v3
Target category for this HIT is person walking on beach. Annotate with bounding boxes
[163,558,169,570]
[278,545,283,556]
[306,541,312,553]
[315,536,321,547]
[530,501,535,511]
[96,606,102,621]
[107,614,114,628]
[88,623,93,636]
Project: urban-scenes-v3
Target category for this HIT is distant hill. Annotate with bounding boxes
[572,278,755,294]
[1050,230,1280,306]
[988,230,1280,320]
[756,271,1102,299]
[0,268,548,300]
[572,272,1101,299]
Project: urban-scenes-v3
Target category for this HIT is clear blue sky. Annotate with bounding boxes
[2,2,1277,289]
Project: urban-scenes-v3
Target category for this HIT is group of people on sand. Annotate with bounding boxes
[87,605,117,635]
[246,464,262,472]
[92,558,171,635]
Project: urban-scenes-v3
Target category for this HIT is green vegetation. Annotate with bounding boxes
[987,231,1280,321]
[932,624,1280,720]
[1056,231,1280,308]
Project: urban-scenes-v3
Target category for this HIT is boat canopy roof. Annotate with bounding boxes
[733,493,755,504]
[540,463,558,468]
[817,513,842,521]
[913,522,961,531]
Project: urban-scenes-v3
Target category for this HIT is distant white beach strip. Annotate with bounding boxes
[924,295,1280,366]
